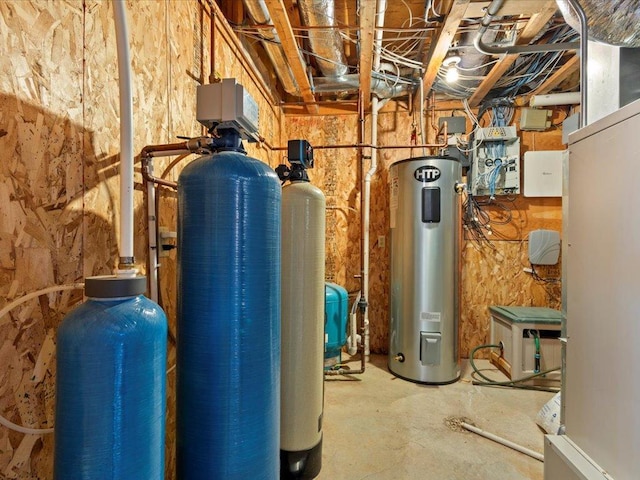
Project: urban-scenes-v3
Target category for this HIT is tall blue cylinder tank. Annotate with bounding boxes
[177,149,281,479]
[54,275,167,480]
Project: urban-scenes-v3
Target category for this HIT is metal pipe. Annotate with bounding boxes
[566,0,588,127]
[146,159,159,302]
[473,0,578,56]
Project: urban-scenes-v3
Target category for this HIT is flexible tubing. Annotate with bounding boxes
[0,283,84,435]
[461,422,544,462]
[470,344,560,392]
[113,0,135,262]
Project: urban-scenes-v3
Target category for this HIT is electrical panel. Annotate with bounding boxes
[470,126,520,197]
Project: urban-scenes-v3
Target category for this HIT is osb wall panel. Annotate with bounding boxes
[284,115,361,295]
[0,1,284,478]
[0,1,84,478]
[287,102,564,355]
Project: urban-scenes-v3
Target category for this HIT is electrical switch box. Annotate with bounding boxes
[489,306,562,385]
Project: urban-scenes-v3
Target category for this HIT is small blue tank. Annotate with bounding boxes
[325,283,348,368]
[54,275,167,480]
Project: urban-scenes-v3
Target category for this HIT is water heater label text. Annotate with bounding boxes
[414,166,441,182]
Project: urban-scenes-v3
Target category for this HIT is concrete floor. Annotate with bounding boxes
[318,355,555,480]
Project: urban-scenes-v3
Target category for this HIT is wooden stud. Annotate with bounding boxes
[358,0,376,113]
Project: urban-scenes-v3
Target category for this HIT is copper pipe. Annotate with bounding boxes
[142,156,178,190]
[270,140,448,151]
[160,153,192,179]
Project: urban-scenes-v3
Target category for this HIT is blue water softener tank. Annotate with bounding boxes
[177,132,281,479]
[324,282,348,368]
[54,275,167,480]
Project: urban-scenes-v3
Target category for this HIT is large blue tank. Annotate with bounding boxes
[177,147,281,479]
[54,275,167,480]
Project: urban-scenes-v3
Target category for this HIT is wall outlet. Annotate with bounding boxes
[378,236,386,248]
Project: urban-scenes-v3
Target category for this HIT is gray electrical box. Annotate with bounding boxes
[438,116,467,134]
[520,108,552,131]
[528,229,560,265]
[196,78,259,140]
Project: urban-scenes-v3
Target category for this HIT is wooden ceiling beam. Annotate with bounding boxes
[263,0,318,114]
[468,0,560,107]
[358,0,376,112]
[413,0,470,112]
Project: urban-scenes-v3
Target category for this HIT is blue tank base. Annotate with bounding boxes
[280,436,322,479]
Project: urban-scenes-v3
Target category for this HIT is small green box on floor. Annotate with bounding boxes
[489,306,562,385]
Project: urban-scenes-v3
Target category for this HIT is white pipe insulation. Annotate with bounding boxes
[361,0,388,357]
[113,0,135,269]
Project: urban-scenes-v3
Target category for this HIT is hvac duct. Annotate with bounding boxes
[176,132,281,479]
[54,276,167,479]
[557,0,640,47]
[388,157,461,384]
[298,0,348,77]
[243,0,300,95]
[279,150,325,478]
[311,73,413,98]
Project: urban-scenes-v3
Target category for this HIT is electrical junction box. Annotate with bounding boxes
[528,229,560,265]
[438,116,467,134]
[489,306,562,386]
[196,78,259,140]
[520,107,552,131]
[523,150,563,197]
[470,126,520,196]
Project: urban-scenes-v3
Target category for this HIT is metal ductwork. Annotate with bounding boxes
[298,0,348,77]
[556,0,640,47]
[475,0,579,55]
[243,0,300,95]
[311,73,413,99]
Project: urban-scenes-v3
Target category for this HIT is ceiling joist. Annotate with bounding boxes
[263,0,318,114]
[414,0,470,112]
[358,1,376,113]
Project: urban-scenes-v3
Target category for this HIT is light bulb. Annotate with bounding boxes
[446,64,459,83]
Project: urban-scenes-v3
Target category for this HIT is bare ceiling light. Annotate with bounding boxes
[443,56,461,84]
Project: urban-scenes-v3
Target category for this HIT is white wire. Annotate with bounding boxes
[0,283,85,435]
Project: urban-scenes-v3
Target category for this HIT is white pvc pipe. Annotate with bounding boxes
[0,283,84,434]
[347,291,361,355]
[530,92,581,107]
[461,422,544,462]
[113,0,135,265]
[361,0,387,357]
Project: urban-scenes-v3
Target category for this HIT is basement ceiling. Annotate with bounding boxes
[217,0,580,114]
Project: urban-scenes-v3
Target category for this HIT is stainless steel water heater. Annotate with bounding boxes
[388,156,460,384]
